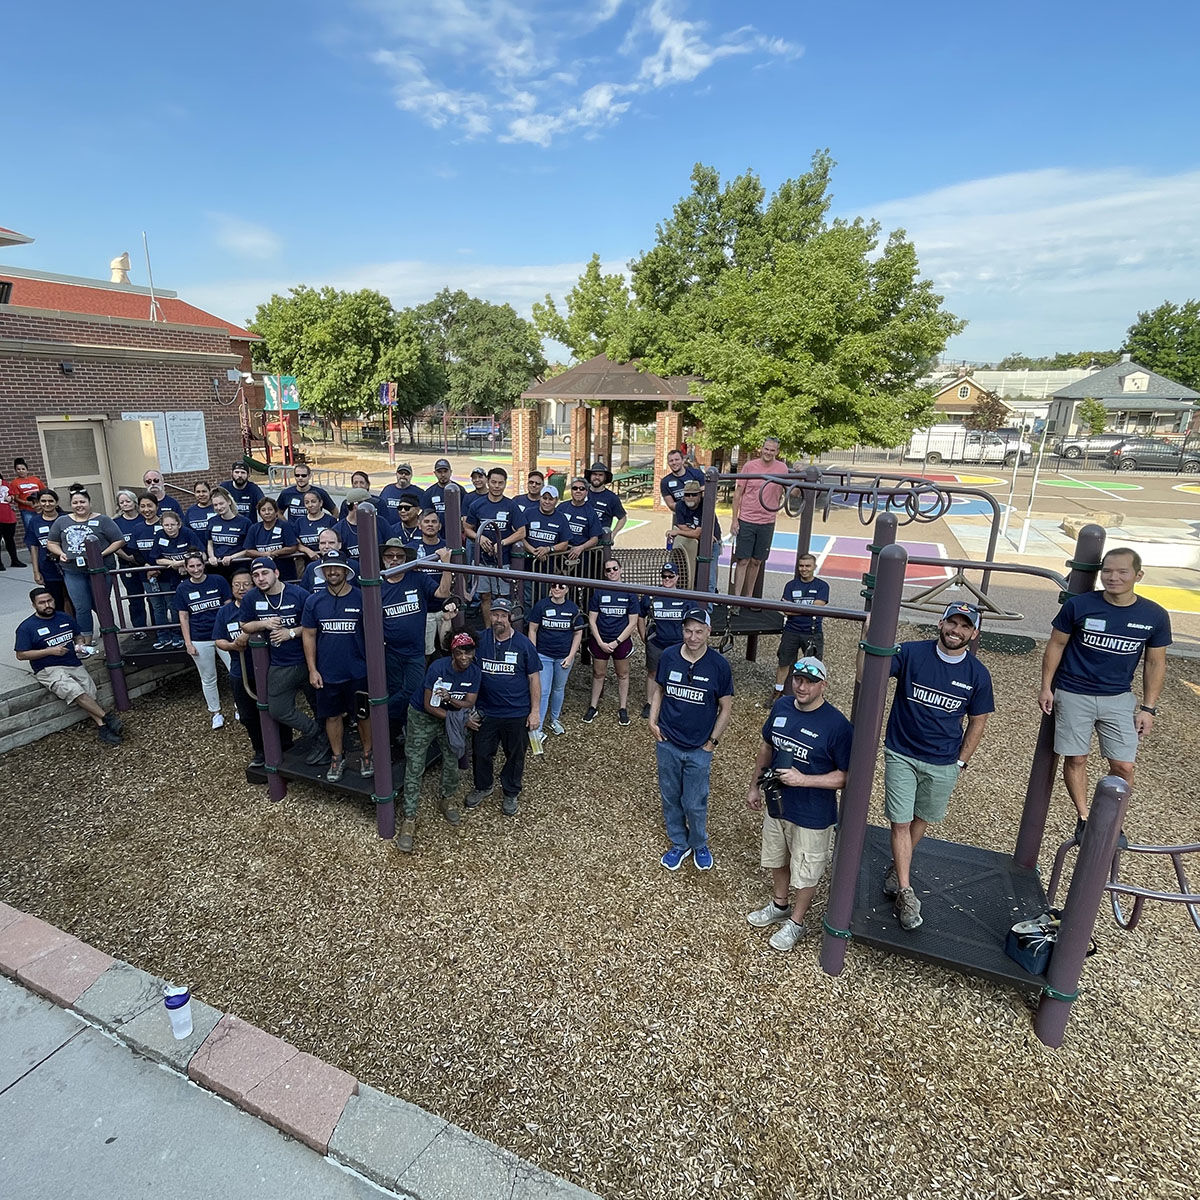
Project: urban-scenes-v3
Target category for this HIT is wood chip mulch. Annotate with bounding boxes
[2,622,1198,1200]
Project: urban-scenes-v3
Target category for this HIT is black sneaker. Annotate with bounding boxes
[304,736,332,765]
[582,706,598,723]
[102,712,124,736]
[640,704,651,720]
[248,753,266,769]
[97,725,122,746]
[502,793,519,816]
[618,708,630,727]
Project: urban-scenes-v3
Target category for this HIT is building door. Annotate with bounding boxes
[37,419,114,514]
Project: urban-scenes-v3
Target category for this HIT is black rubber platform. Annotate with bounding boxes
[851,824,1049,990]
[246,741,443,797]
[710,604,785,636]
[116,633,188,671]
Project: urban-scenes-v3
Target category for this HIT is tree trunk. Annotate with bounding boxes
[619,422,631,470]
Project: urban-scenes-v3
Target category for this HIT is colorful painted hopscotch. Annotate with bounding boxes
[748,531,951,582]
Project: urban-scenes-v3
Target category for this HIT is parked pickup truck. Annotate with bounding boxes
[904,425,1032,467]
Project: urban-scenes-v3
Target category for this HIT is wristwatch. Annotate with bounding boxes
[1139,704,1158,715]
[956,759,968,770]
[708,737,720,748]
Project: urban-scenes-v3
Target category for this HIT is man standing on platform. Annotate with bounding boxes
[649,609,734,872]
[1039,546,1171,838]
[465,598,541,816]
[772,553,829,703]
[463,467,526,624]
[880,601,994,931]
[423,458,456,531]
[731,435,790,597]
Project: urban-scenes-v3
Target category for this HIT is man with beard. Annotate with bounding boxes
[218,461,266,520]
[880,602,994,931]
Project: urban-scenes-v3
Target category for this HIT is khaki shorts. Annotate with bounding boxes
[760,816,835,889]
[37,664,97,705]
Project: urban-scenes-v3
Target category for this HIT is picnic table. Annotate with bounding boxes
[614,467,654,499]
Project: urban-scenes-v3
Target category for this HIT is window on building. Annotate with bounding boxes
[957,385,970,399]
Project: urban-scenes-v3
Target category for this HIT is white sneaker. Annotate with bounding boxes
[211,712,225,730]
[746,901,791,928]
[768,919,808,952]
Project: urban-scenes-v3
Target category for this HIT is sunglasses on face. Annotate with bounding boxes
[571,485,586,491]
[604,565,620,574]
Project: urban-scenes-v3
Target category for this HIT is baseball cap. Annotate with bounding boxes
[395,463,413,474]
[490,597,514,613]
[345,488,372,504]
[660,561,679,575]
[682,608,711,626]
[470,468,486,478]
[451,632,476,650]
[249,556,276,572]
[941,601,981,628]
[540,484,560,500]
[792,656,828,681]
[434,458,452,470]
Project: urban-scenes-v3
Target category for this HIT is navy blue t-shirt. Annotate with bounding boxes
[27,514,64,582]
[381,570,442,657]
[586,487,626,530]
[408,656,482,715]
[589,588,640,642]
[239,583,310,667]
[527,597,583,660]
[154,529,202,576]
[557,502,602,546]
[184,504,216,539]
[300,561,329,594]
[245,520,300,580]
[422,482,453,527]
[15,611,82,672]
[523,510,571,551]
[414,537,446,561]
[782,577,830,635]
[334,515,392,561]
[391,520,424,548]
[294,513,336,553]
[660,466,705,506]
[466,497,525,565]
[1051,591,1172,696]
[378,482,425,524]
[475,629,540,719]
[129,519,163,567]
[302,586,367,684]
[213,601,251,682]
[655,645,734,749]
[761,697,853,829]
[174,575,232,641]
[220,479,266,519]
[674,498,723,544]
[641,593,691,648]
[208,516,250,559]
[276,484,335,524]
[885,640,995,765]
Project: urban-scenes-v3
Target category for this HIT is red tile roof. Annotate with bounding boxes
[3,275,257,340]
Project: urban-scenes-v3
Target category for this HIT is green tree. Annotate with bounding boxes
[994,350,1119,370]
[414,289,547,416]
[376,309,443,442]
[1077,398,1108,436]
[613,152,962,455]
[963,391,1009,432]
[532,254,631,362]
[250,286,401,442]
[1124,299,1200,389]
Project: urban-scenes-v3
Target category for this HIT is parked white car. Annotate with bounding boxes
[904,425,1032,467]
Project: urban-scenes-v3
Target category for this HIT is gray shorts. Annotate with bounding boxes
[883,749,960,824]
[475,574,511,598]
[1052,689,1139,762]
[734,520,775,561]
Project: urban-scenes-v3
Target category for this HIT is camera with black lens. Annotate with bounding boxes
[757,767,786,819]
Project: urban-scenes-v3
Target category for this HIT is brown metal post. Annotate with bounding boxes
[793,465,822,567]
[442,483,467,612]
[850,511,898,726]
[694,469,719,593]
[356,503,395,840]
[1013,524,1106,869]
[820,542,907,977]
[86,540,130,712]
[1034,775,1130,1047]
[251,636,288,802]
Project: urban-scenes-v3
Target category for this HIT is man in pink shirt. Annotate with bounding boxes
[731,436,791,596]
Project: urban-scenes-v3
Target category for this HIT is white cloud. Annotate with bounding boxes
[208,215,282,261]
[859,167,1200,359]
[360,0,798,146]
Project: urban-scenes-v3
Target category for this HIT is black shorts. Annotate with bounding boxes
[777,628,824,668]
[314,675,368,720]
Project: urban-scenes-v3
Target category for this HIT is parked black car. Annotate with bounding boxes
[1104,437,1200,473]
[1051,433,1127,459]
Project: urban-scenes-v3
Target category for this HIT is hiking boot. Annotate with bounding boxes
[640,704,651,720]
[326,754,346,783]
[747,900,791,928]
[894,886,923,931]
[693,845,714,871]
[618,708,630,727]
[660,846,692,871]
[396,818,415,854]
[582,706,598,723]
[440,797,462,826]
[359,751,374,778]
[464,788,492,810]
[548,719,566,736]
[97,725,122,746]
[502,793,519,816]
[882,863,900,898]
[102,712,124,736]
[769,919,808,952]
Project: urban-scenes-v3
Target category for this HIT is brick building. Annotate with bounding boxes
[0,234,259,519]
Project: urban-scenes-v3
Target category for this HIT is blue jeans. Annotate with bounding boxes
[145,576,170,631]
[537,653,572,730]
[655,740,713,851]
[63,570,97,638]
[385,644,426,720]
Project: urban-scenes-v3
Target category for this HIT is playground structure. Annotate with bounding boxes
[76,468,1196,1048]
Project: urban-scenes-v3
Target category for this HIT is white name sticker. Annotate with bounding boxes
[1084,618,1106,632]
[668,670,683,682]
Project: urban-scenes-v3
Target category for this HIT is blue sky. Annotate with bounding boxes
[5,0,1199,362]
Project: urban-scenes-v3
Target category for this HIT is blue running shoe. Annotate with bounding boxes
[660,845,692,871]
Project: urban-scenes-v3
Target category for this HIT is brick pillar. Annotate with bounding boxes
[654,409,684,509]
[593,407,613,469]
[570,405,592,480]
[510,407,537,488]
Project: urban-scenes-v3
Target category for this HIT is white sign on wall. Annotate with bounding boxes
[121,410,210,473]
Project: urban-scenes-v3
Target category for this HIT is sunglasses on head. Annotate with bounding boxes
[792,662,825,681]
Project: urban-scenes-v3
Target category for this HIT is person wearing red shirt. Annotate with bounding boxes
[10,458,47,539]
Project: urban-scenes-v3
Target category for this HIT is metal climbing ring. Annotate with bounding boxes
[857,479,882,526]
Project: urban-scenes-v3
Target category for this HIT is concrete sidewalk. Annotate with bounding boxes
[0,905,595,1200]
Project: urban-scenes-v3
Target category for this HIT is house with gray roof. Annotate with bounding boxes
[1046,354,1199,436]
